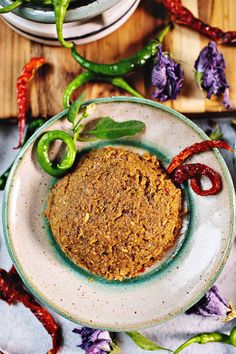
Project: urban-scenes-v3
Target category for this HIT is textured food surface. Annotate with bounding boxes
[46,147,183,280]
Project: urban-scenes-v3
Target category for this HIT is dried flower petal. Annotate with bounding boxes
[73,327,112,354]
[151,45,184,101]
[186,286,236,322]
[194,42,233,110]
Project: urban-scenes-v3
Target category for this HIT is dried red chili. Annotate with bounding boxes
[167,140,232,174]
[0,266,61,354]
[16,57,46,148]
[163,0,236,45]
[171,163,222,196]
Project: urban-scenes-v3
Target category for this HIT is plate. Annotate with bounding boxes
[0,0,121,23]
[2,97,235,330]
[1,0,140,46]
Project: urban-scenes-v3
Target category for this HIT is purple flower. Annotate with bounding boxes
[73,327,112,354]
[194,41,233,110]
[186,286,236,322]
[151,45,184,101]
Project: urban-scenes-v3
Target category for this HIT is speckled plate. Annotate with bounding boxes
[2,97,235,331]
[0,0,121,23]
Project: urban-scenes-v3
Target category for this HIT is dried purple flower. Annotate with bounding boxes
[73,327,113,354]
[151,45,184,101]
[186,286,236,322]
[194,41,233,110]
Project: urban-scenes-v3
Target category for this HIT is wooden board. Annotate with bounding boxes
[0,0,236,119]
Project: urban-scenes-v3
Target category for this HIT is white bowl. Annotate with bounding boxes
[1,0,140,45]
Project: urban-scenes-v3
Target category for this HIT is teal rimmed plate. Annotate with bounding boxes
[2,97,235,331]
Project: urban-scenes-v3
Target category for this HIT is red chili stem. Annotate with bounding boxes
[0,267,61,354]
[171,163,222,196]
[16,57,46,149]
[167,140,232,174]
[163,0,236,45]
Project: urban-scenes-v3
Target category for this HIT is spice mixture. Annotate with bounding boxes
[46,147,183,280]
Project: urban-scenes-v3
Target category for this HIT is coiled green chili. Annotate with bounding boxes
[71,24,171,77]
[36,130,76,177]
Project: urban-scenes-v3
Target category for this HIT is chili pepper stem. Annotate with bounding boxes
[156,23,172,42]
[0,0,22,13]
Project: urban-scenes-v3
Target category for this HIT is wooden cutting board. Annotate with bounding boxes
[0,0,236,119]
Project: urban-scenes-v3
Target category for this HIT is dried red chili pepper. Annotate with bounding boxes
[167,140,232,174]
[16,57,46,148]
[163,0,236,45]
[0,266,61,354]
[171,163,222,196]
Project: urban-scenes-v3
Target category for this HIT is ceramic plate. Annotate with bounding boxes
[1,0,140,46]
[3,97,235,331]
[0,0,121,23]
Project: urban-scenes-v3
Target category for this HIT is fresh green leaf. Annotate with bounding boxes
[67,91,85,125]
[126,331,172,352]
[195,71,203,89]
[88,117,145,139]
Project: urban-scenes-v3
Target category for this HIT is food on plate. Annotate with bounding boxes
[46,147,183,280]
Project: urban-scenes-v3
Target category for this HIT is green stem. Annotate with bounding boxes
[156,23,172,42]
[0,0,23,13]
[104,77,143,98]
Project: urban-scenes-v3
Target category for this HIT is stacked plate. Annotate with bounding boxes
[1,0,140,45]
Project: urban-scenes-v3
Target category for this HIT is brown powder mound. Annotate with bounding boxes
[46,147,183,280]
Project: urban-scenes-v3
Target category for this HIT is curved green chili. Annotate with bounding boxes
[0,0,23,13]
[51,0,72,48]
[174,333,231,353]
[63,71,95,108]
[71,24,171,77]
[230,327,236,346]
[0,118,45,191]
[36,130,76,177]
[63,71,143,109]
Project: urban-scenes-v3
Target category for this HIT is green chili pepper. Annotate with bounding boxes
[51,0,72,48]
[0,118,45,190]
[0,0,23,13]
[71,24,171,77]
[174,333,231,353]
[36,130,76,177]
[63,71,143,109]
[63,71,95,108]
[230,327,236,346]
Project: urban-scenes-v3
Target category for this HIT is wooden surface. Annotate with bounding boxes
[0,0,236,119]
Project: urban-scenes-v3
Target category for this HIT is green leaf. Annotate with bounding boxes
[88,117,145,140]
[67,91,86,125]
[126,331,172,352]
[195,70,203,89]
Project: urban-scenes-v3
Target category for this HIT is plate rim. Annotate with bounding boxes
[2,96,236,330]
